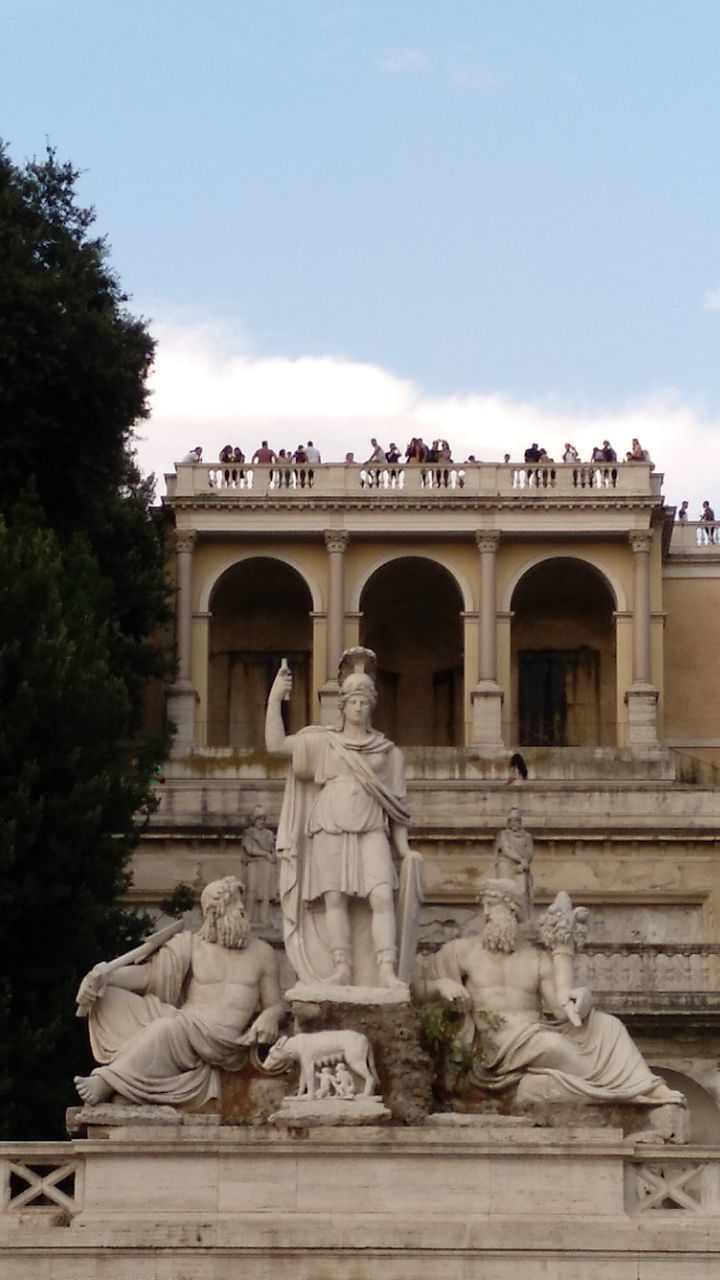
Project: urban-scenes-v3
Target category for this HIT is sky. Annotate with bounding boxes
[3,0,720,513]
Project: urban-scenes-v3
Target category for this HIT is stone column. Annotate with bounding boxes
[166,529,199,757]
[625,530,659,746]
[318,530,349,726]
[471,531,504,754]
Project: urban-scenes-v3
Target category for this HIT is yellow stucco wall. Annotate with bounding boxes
[663,574,720,757]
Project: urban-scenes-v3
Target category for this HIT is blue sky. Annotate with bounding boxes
[3,0,720,509]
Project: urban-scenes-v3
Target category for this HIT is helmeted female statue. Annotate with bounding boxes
[265,648,423,989]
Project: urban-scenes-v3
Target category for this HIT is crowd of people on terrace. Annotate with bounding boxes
[181,435,655,471]
[179,439,715,532]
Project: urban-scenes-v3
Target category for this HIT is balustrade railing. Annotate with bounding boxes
[0,1144,81,1216]
[669,520,720,552]
[167,460,659,500]
[626,1151,720,1214]
[578,944,720,993]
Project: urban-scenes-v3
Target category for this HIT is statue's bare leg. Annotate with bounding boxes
[323,891,352,983]
[74,1073,113,1106]
[368,885,406,988]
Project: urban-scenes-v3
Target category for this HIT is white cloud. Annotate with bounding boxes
[703,286,720,312]
[136,317,720,516]
[377,47,431,74]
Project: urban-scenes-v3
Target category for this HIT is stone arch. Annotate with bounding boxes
[351,551,472,614]
[651,1068,720,1143]
[503,551,625,614]
[510,556,617,747]
[199,551,321,614]
[359,555,465,746]
[207,557,313,747]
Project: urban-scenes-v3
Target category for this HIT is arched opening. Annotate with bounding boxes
[207,558,312,747]
[652,1069,720,1144]
[511,558,616,747]
[359,557,464,746]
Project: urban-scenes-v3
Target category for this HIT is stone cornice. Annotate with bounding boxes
[166,495,662,517]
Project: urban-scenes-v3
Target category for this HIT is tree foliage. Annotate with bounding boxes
[0,144,171,1137]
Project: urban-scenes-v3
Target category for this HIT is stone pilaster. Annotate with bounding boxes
[167,528,199,757]
[471,531,504,753]
[318,530,349,726]
[625,530,659,746]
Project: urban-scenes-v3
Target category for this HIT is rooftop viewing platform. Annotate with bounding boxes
[165,458,663,502]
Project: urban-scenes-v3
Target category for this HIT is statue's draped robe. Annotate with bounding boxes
[276,727,421,985]
[87,933,250,1106]
[431,938,667,1103]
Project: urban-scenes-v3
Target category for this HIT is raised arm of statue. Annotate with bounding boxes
[265,664,295,755]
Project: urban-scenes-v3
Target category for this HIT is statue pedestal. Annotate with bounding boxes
[470,679,504,754]
[286,986,433,1125]
[6,1123,720,1278]
[269,1095,390,1126]
[166,680,198,757]
[625,682,659,747]
[317,681,341,727]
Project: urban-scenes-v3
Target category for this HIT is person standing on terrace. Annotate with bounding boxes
[701,500,716,543]
[252,440,276,464]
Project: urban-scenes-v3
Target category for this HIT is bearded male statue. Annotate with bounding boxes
[74,876,284,1108]
[418,879,684,1108]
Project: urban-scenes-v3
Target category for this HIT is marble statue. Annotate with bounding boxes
[316,1065,338,1098]
[334,1061,356,1098]
[263,1030,378,1099]
[74,876,285,1108]
[241,805,277,924]
[265,647,423,989]
[418,879,684,1107]
[493,808,534,912]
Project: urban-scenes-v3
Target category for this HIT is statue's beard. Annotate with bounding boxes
[483,911,519,954]
[200,903,249,949]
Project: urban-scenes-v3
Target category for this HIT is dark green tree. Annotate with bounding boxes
[0,145,171,1137]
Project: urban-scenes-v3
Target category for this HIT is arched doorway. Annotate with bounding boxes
[511,558,616,747]
[207,558,312,747]
[360,557,464,746]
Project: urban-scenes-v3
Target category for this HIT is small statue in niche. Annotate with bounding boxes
[493,807,534,913]
[241,805,277,924]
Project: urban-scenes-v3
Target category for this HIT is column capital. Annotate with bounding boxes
[324,529,349,554]
[628,530,652,555]
[475,530,501,553]
[176,528,197,554]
